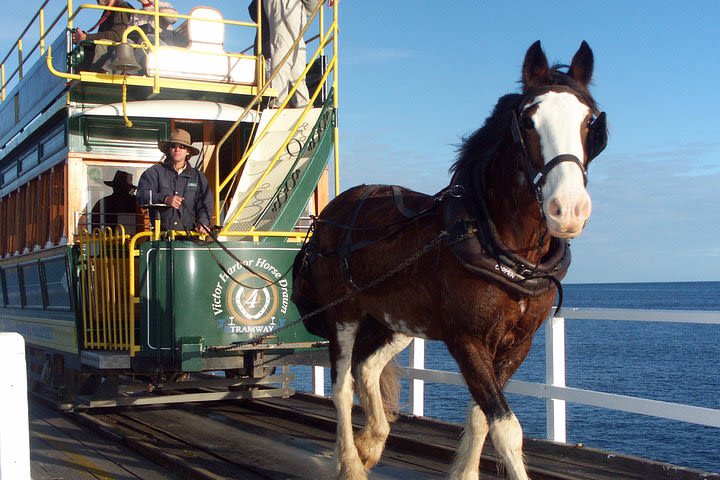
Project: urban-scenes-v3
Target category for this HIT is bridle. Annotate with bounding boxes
[510,86,608,203]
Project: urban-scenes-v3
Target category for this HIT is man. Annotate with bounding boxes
[72,0,135,71]
[250,0,320,108]
[91,170,144,233]
[136,129,213,233]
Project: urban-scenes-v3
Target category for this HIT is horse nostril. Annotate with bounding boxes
[548,198,563,217]
[575,195,592,219]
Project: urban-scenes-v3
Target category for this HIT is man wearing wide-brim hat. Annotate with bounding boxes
[92,170,143,231]
[136,129,213,233]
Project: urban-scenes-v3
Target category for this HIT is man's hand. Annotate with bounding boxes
[164,194,183,209]
[72,28,87,44]
[196,224,211,235]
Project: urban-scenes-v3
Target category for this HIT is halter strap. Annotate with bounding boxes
[533,154,588,189]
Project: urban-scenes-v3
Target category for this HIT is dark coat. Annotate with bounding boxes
[136,161,213,231]
[85,0,134,43]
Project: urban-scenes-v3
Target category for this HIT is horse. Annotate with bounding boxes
[292,40,608,480]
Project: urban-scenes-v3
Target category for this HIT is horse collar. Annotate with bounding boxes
[443,171,571,298]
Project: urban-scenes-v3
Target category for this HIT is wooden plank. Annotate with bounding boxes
[30,400,172,480]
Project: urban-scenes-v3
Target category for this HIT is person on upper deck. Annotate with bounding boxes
[136,129,213,234]
[249,0,321,108]
[131,0,180,45]
[72,0,135,71]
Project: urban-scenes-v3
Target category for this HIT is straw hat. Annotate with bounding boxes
[158,129,200,156]
[103,171,136,190]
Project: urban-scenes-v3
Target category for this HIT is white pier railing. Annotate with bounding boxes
[307,308,720,443]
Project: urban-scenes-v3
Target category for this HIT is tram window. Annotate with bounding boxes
[3,266,21,308]
[42,257,70,309]
[20,261,43,308]
[18,148,39,173]
[82,118,166,151]
[0,268,5,306]
[41,125,66,160]
[85,165,148,234]
[1,163,18,186]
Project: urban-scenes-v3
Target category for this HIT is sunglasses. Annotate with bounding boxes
[169,143,188,150]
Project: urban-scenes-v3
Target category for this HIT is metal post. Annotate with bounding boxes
[545,314,567,442]
[17,39,23,80]
[312,366,325,396]
[40,9,45,55]
[408,337,425,416]
[0,333,31,480]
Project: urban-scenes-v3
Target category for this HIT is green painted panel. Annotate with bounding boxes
[137,240,322,358]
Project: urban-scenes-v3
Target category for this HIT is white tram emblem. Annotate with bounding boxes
[225,271,280,326]
[233,285,272,320]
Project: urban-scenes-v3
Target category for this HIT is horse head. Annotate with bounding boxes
[518,41,608,238]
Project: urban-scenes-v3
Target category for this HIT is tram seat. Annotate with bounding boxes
[146,7,255,84]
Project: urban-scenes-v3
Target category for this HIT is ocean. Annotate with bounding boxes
[293,281,720,473]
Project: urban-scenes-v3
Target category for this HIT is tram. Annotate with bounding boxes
[0,0,337,408]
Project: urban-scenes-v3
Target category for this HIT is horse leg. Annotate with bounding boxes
[331,321,367,480]
[353,325,411,468]
[446,336,529,480]
[448,402,489,480]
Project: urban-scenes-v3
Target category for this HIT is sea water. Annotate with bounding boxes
[294,281,720,472]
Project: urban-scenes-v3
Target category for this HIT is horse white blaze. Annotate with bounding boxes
[529,91,593,238]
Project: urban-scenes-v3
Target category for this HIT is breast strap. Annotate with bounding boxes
[443,193,571,297]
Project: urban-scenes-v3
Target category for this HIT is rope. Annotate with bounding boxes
[122,75,133,127]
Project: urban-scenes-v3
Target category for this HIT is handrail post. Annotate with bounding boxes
[545,313,567,442]
[332,0,340,195]
[39,8,46,55]
[312,366,325,396]
[17,39,23,80]
[408,337,425,416]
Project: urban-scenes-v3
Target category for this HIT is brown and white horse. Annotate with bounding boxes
[293,41,608,480]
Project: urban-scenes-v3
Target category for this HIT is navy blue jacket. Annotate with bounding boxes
[136,161,213,231]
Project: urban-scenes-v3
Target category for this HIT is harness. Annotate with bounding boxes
[443,170,571,298]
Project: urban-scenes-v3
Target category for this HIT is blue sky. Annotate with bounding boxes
[2,1,719,283]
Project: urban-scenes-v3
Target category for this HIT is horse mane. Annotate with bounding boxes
[451,63,599,175]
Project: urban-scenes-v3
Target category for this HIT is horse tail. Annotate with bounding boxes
[379,360,401,422]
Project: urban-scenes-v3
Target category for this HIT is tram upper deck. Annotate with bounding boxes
[0,0,338,252]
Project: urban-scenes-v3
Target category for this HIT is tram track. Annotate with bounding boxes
[31,391,712,479]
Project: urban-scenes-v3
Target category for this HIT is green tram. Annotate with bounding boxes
[0,0,337,407]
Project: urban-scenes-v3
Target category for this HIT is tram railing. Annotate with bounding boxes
[76,225,135,352]
[213,0,339,233]
[304,308,720,443]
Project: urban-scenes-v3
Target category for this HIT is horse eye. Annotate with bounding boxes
[523,117,534,130]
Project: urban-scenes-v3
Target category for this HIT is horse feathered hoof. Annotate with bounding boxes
[354,429,387,468]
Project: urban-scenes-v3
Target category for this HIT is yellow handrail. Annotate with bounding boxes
[220,54,336,234]
[212,0,335,223]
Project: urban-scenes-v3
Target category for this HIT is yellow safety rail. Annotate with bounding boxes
[213,0,341,236]
[0,0,68,101]
[3,1,267,102]
[77,225,135,351]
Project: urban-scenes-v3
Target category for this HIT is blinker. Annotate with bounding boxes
[586,111,608,164]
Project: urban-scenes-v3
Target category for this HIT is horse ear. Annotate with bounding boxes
[522,40,550,91]
[568,41,594,86]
